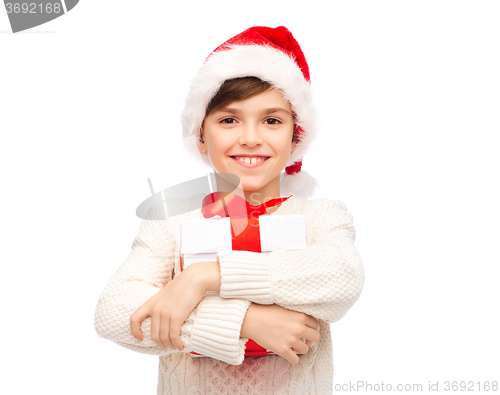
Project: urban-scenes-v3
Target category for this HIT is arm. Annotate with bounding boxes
[216,199,365,324]
[193,262,322,364]
[93,202,251,365]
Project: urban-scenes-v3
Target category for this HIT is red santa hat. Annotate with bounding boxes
[182,25,319,199]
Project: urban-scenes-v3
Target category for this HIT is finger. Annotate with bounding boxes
[151,312,168,348]
[169,315,184,351]
[282,348,300,364]
[304,337,319,349]
[300,336,315,348]
[159,314,175,350]
[302,326,321,344]
[291,339,309,354]
[130,304,150,340]
[304,340,314,348]
[304,315,319,330]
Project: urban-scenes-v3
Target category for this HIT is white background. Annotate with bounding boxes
[1,1,499,394]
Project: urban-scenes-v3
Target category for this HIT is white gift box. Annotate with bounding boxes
[181,214,308,270]
[180,214,308,357]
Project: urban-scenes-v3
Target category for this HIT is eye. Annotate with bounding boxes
[220,117,237,124]
[264,118,281,125]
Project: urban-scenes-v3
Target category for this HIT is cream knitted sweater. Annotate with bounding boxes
[94,194,364,394]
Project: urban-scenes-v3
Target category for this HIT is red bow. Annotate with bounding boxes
[201,191,292,218]
[200,192,292,357]
[201,192,292,249]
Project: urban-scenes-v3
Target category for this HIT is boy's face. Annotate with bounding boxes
[199,88,296,201]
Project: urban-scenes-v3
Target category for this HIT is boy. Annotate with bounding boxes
[95,26,364,394]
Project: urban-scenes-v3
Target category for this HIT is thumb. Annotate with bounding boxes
[130,302,151,341]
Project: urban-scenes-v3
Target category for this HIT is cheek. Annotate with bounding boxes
[205,140,230,163]
[271,136,293,154]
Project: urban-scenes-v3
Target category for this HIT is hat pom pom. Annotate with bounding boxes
[280,168,319,199]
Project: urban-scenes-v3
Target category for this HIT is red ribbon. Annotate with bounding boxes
[190,192,293,357]
[201,192,292,251]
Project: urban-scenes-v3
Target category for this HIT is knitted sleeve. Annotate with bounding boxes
[94,202,251,365]
[217,199,364,324]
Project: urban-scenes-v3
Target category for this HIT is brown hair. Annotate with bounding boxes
[200,77,300,144]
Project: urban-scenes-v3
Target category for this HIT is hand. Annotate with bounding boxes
[240,304,320,364]
[129,262,211,351]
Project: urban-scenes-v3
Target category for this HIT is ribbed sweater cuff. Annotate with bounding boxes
[217,250,273,304]
[189,293,251,365]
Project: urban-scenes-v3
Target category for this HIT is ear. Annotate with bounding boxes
[291,139,296,154]
[198,127,207,153]
[199,140,207,153]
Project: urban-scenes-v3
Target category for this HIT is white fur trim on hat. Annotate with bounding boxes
[280,169,319,199]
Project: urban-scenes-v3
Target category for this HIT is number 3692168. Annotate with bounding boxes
[444,381,498,391]
[6,3,62,14]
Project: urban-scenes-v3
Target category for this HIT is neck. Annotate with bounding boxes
[212,172,282,207]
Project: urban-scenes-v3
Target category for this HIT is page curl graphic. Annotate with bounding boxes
[4,0,79,33]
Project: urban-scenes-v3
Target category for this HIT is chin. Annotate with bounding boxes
[240,184,267,195]
[239,183,261,192]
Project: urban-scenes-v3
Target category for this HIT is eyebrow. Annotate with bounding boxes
[217,107,291,115]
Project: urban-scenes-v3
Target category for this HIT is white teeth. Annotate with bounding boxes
[234,156,267,164]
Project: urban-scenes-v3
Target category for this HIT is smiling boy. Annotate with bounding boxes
[95,26,364,395]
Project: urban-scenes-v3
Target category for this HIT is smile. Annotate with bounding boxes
[230,156,270,167]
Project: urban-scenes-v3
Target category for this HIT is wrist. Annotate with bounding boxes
[240,303,256,338]
[187,261,221,292]
[206,260,221,292]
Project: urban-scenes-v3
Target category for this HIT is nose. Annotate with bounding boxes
[238,123,263,147]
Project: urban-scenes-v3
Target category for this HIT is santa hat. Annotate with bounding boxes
[181,25,319,199]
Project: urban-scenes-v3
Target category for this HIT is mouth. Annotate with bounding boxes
[230,156,270,168]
